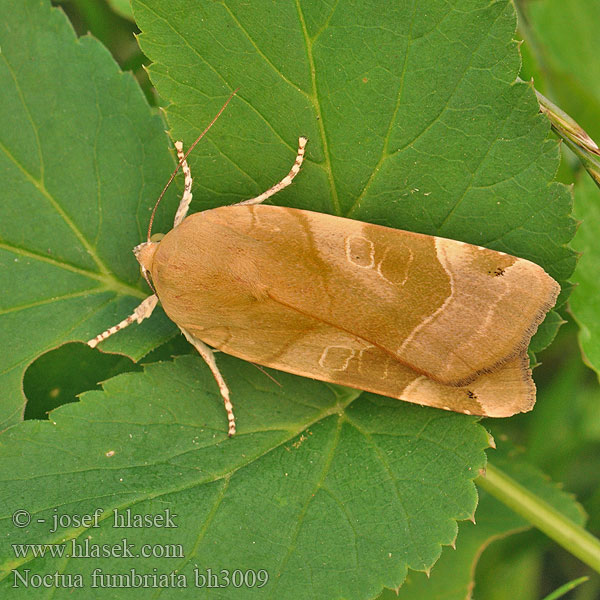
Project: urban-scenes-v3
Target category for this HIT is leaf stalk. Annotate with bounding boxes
[477,463,600,574]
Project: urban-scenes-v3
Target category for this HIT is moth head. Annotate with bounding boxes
[133,240,159,286]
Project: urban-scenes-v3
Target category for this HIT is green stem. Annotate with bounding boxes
[541,576,589,600]
[531,86,600,188]
[477,463,600,574]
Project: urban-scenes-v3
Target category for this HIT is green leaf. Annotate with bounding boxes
[521,0,600,142]
[0,0,579,596]
[1,1,574,422]
[0,355,489,598]
[0,0,177,428]
[524,347,600,476]
[518,0,600,391]
[107,0,135,21]
[475,535,542,600]
[379,490,528,600]
[474,449,591,600]
[377,447,586,600]
[571,175,600,377]
[133,0,574,343]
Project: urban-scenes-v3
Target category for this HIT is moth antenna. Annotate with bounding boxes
[146,87,239,241]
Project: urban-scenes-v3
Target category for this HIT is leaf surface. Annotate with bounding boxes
[523,0,600,141]
[381,450,585,600]
[0,356,489,598]
[571,175,600,377]
[133,0,574,348]
[524,0,600,378]
[0,0,176,428]
[0,0,579,596]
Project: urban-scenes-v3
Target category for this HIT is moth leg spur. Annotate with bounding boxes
[173,141,193,228]
[180,327,236,437]
[87,294,158,348]
[235,136,307,206]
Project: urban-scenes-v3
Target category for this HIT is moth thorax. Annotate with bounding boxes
[133,241,159,273]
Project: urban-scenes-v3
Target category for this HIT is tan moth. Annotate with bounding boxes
[88,98,560,436]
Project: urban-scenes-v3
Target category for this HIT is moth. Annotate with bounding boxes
[89,107,560,436]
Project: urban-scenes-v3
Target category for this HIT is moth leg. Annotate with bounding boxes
[235,136,307,206]
[180,327,236,437]
[87,294,158,348]
[173,141,193,228]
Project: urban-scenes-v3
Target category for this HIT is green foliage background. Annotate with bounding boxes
[0,0,598,598]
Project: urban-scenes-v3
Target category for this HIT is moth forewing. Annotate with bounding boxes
[89,135,560,436]
[146,204,558,420]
